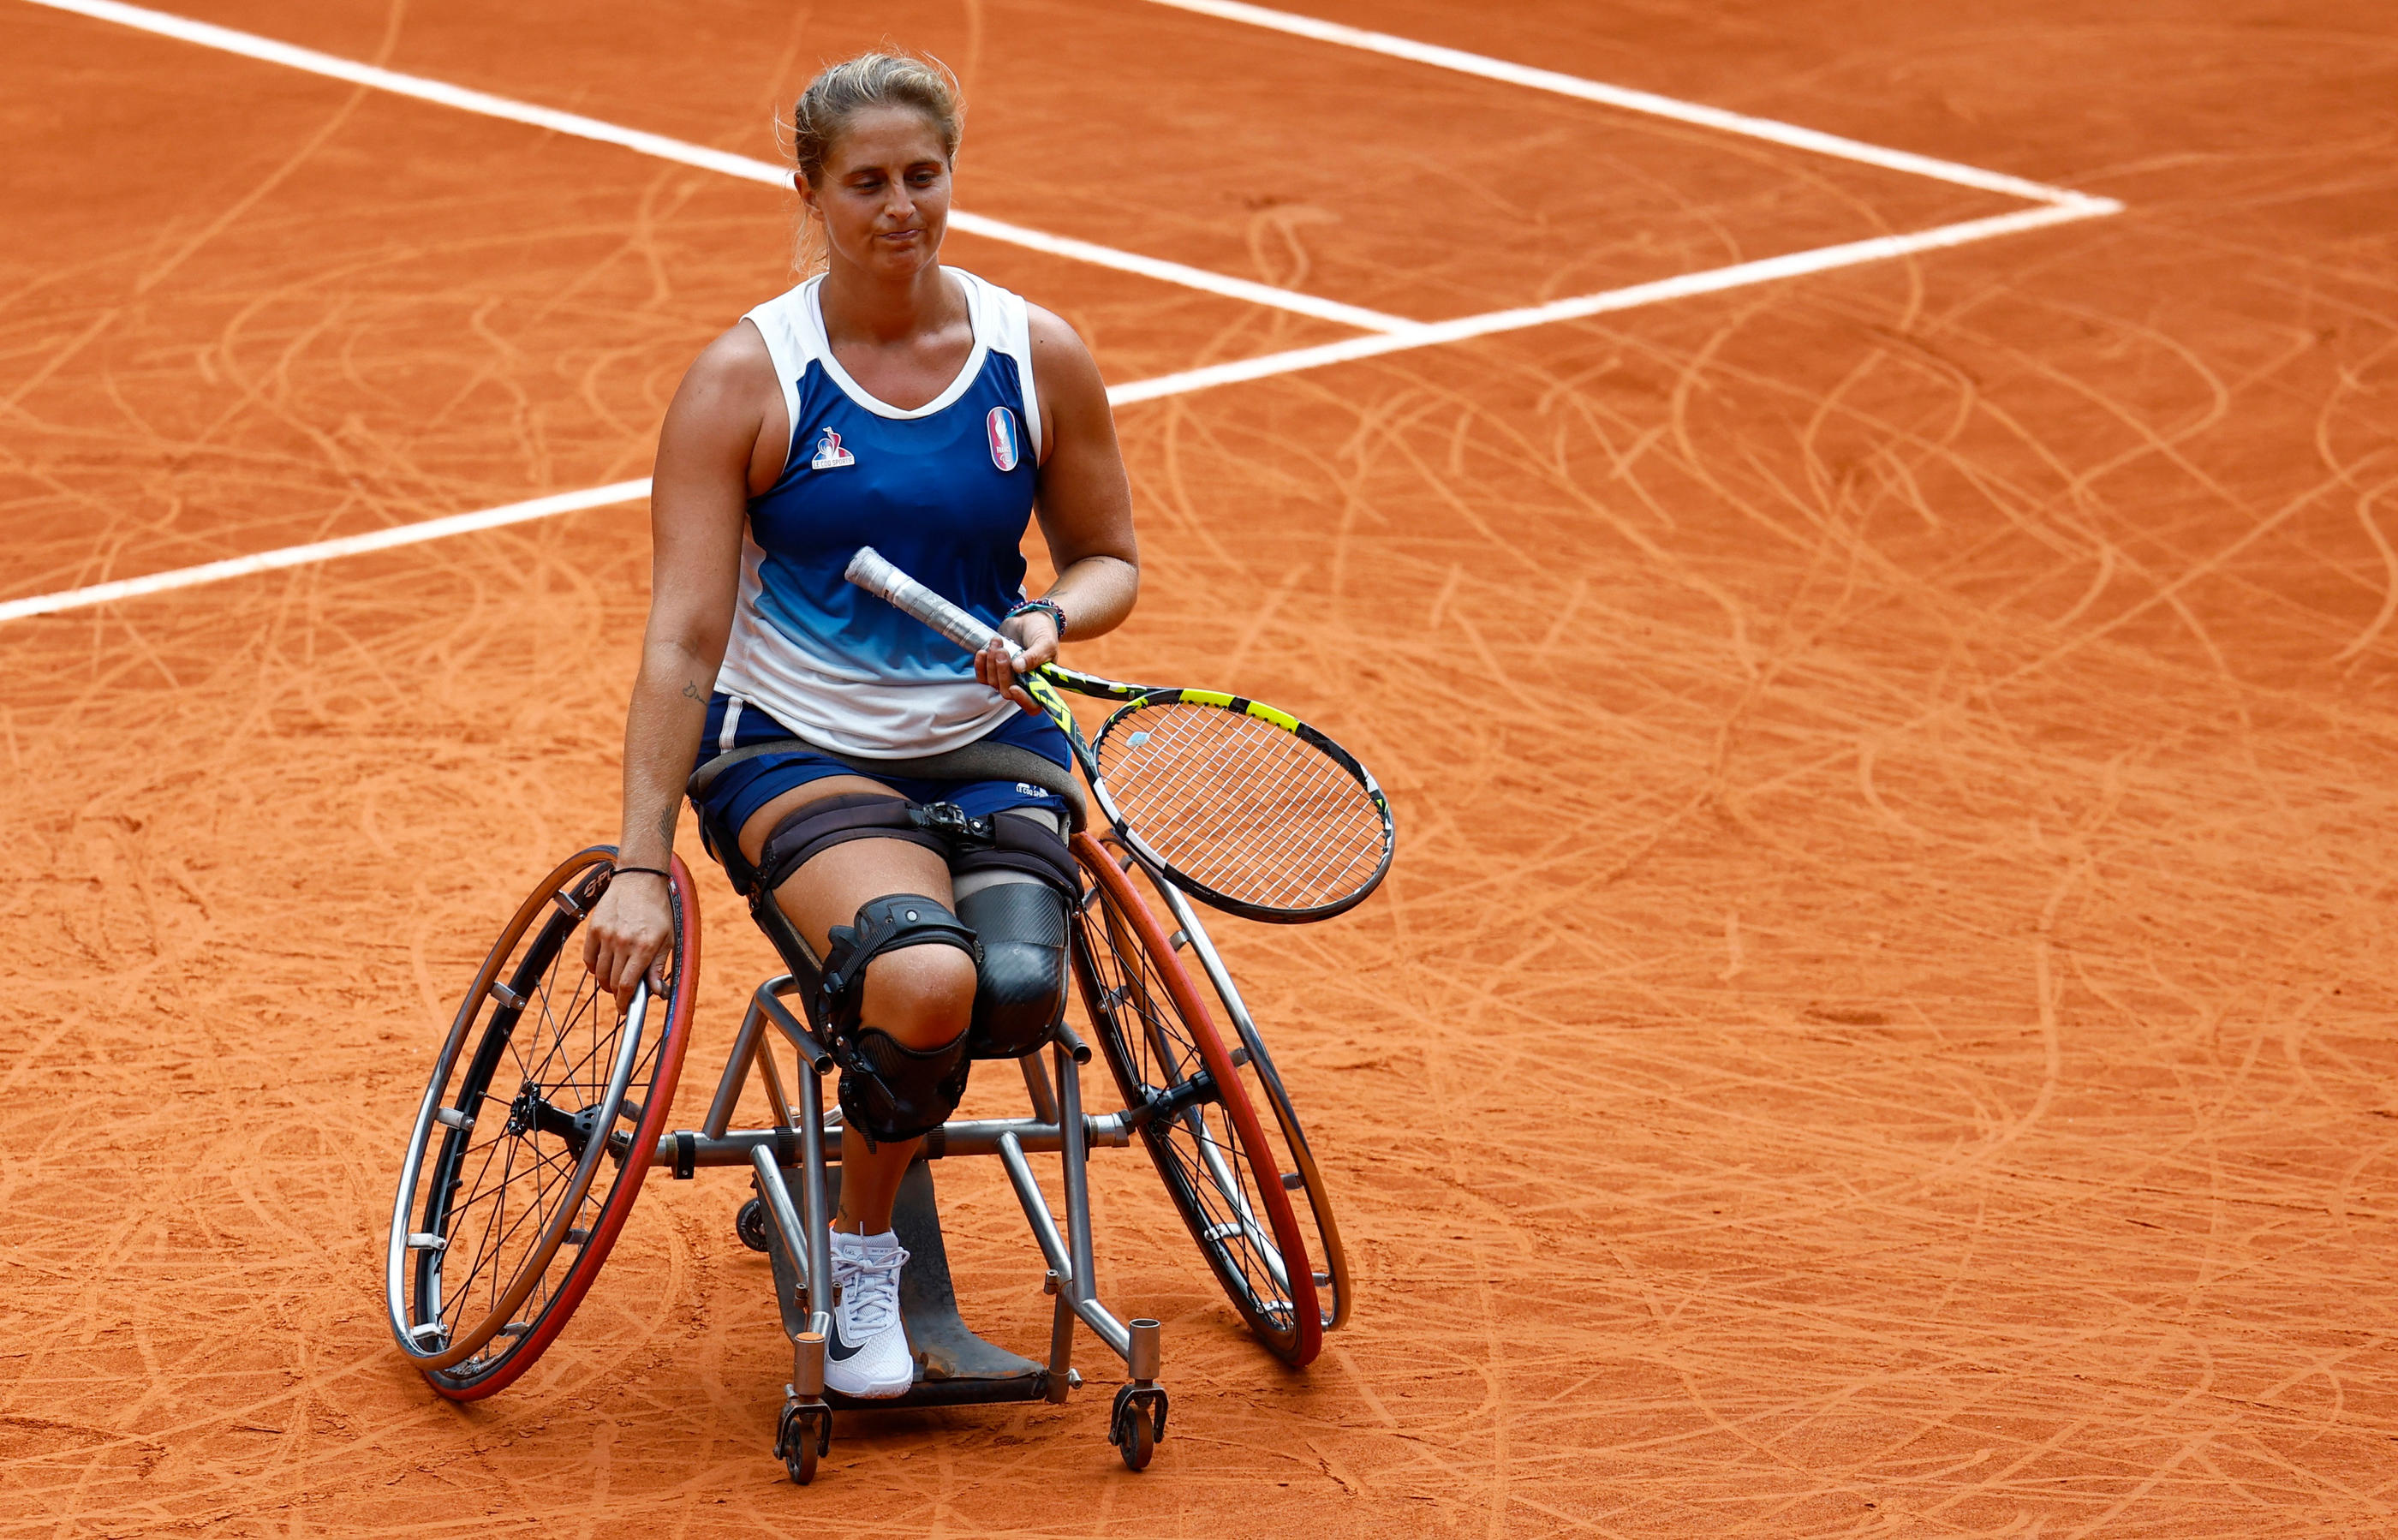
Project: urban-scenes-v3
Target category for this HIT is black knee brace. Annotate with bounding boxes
[957,879,1071,1059]
[951,809,1077,1059]
[819,893,979,1143]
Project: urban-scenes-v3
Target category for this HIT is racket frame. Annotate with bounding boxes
[844,547,1393,923]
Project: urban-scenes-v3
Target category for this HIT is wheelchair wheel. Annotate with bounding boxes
[1115,856,1351,1334]
[1071,833,1324,1368]
[383,847,699,1400]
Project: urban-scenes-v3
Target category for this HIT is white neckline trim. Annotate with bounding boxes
[803,270,988,421]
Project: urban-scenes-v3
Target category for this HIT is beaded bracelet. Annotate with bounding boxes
[1005,598,1068,642]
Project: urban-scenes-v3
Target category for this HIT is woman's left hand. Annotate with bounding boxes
[978,610,1059,715]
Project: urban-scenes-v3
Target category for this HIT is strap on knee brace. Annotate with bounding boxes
[752,795,942,897]
[749,797,1079,898]
[817,893,979,1039]
[938,806,1081,895]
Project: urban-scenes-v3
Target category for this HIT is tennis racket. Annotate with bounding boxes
[844,546,1394,924]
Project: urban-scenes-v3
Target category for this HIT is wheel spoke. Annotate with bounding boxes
[450,1138,573,1217]
[452,1136,578,1328]
[454,1127,521,1328]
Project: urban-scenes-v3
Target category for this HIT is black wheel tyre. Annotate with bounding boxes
[1118,1411,1154,1472]
[1109,1384,1165,1472]
[777,1402,829,1484]
[736,1196,771,1253]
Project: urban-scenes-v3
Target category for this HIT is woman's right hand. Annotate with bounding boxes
[582,871,674,996]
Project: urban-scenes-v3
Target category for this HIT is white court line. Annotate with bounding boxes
[1137,0,2115,212]
[1109,200,2116,403]
[0,481,652,622]
[1,200,2121,624]
[12,0,1416,336]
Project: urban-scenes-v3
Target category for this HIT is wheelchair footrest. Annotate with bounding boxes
[825,1372,1053,1411]
[764,1160,1049,1399]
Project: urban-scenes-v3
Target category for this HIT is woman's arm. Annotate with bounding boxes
[974,305,1141,711]
[582,325,772,994]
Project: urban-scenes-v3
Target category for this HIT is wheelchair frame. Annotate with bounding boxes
[386,820,1339,1483]
[703,823,1328,1478]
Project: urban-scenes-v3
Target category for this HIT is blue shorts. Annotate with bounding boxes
[689,695,1074,858]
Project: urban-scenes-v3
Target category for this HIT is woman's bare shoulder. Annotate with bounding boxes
[685,319,778,397]
[662,319,782,465]
[1024,304,1105,395]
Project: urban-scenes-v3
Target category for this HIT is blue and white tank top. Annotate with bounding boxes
[714,268,1044,757]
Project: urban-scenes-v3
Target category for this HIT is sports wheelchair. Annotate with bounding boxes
[382,741,1347,1481]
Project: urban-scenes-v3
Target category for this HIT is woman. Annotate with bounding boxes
[580,53,1137,1400]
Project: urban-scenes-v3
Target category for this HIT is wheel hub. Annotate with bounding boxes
[503,1079,543,1138]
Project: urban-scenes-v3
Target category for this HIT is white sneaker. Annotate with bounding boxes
[825,1230,914,1398]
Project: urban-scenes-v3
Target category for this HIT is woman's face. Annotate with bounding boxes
[800,105,951,282]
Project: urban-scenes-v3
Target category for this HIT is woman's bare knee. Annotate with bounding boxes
[861,946,977,1048]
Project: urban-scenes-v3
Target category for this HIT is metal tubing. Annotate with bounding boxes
[1047,1052,1133,1361]
[1071,1294,1131,1359]
[755,1037,796,1131]
[701,991,770,1138]
[793,1330,826,1399]
[1019,1054,1059,1125]
[1058,1045,1099,1310]
[798,1056,833,1324]
[1045,1275,1076,1404]
[759,987,835,1074]
[996,1132,1074,1283]
[747,1144,813,1305]
[648,1127,791,1167]
[1128,1317,1160,1382]
[648,1114,1130,1170]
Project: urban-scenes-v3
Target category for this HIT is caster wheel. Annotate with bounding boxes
[775,1399,832,1485]
[1118,1408,1154,1471]
[1108,1384,1167,1472]
[736,1195,770,1254]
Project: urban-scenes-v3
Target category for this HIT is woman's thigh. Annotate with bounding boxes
[737,776,956,955]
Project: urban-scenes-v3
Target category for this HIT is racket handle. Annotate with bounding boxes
[845,547,1028,668]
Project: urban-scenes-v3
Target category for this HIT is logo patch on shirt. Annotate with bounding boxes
[810,427,855,470]
[987,407,1020,473]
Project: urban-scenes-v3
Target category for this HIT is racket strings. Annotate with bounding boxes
[1095,702,1385,911]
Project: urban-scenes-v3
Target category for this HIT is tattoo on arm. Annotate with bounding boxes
[656,807,677,842]
[682,681,706,701]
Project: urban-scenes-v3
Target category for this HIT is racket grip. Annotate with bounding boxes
[844,547,1028,668]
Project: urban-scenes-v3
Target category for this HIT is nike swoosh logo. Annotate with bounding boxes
[826,1329,866,1362]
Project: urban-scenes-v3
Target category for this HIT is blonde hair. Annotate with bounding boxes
[790,51,964,188]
